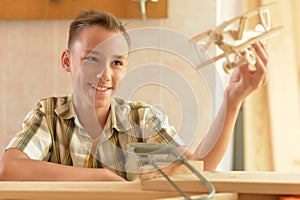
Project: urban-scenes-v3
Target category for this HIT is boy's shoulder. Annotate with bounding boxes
[38,95,72,107]
[33,95,73,118]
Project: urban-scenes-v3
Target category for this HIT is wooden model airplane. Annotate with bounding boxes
[193,2,283,73]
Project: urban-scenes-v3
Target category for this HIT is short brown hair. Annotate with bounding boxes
[68,10,130,49]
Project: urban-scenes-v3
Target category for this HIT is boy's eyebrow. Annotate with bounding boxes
[114,55,127,59]
[84,49,127,59]
[84,49,101,55]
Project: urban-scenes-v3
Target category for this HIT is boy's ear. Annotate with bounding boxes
[61,49,71,72]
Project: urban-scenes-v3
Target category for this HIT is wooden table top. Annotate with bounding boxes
[0,171,299,200]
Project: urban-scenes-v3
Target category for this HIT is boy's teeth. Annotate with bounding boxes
[92,84,109,91]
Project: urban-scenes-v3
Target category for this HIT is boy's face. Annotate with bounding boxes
[66,25,128,109]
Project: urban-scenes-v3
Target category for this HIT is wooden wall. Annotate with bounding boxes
[0,0,167,20]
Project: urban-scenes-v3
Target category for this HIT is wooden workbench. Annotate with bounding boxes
[0,181,237,200]
[0,171,299,200]
[142,171,300,200]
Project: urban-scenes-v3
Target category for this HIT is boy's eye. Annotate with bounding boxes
[112,60,123,66]
[83,56,99,62]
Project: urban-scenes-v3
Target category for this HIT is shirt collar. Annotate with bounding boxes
[111,97,132,132]
[54,95,75,120]
[54,95,132,132]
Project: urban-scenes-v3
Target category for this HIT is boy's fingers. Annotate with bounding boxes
[252,42,269,66]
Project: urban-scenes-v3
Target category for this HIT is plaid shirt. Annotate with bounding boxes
[6,96,185,180]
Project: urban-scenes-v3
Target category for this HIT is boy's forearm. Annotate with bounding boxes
[188,99,241,170]
[0,150,125,181]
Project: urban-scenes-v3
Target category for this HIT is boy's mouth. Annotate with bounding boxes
[88,83,112,92]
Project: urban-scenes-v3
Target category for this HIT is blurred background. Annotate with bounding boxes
[0,0,299,172]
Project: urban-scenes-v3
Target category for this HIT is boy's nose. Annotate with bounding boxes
[96,66,111,82]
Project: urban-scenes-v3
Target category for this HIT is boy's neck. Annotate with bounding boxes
[95,106,110,131]
[74,103,111,139]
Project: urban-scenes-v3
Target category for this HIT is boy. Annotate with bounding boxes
[0,10,268,181]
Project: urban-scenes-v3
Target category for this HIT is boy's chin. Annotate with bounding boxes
[94,100,111,109]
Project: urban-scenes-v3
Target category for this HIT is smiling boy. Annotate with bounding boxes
[0,10,268,181]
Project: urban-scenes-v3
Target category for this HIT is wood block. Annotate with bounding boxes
[0,181,181,200]
[279,196,300,200]
[139,161,204,180]
[239,194,279,200]
[155,193,238,200]
[141,171,300,195]
[0,181,233,200]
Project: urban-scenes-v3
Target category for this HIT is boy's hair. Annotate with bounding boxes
[68,10,130,49]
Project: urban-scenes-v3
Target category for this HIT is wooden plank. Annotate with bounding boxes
[239,194,279,200]
[141,171,300,195]
[0,0,167,20]
[279,196,300,200]
[140,161,204,180]
[295,1,300,90]
[243,0,300,172]
[242,0,274,171]
[156,193,238,200]
[243,88,274,171]
[260,0,300,172]
[0,181,236,200]
[0,181,181,200]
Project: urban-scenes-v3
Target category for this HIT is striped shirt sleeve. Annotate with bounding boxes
[5,101,52,161]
